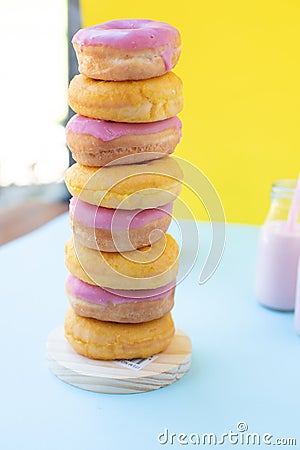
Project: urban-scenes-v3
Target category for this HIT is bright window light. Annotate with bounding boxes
[0,0,69,187]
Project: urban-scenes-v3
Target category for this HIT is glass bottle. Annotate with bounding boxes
[255,180,300,311]
[295,262,300,333]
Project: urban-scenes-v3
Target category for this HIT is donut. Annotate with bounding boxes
[68,73,183,123]
[64,307,175,360]
[64,157,183,210]
[66,274,175,323]
[64,234,179,290]
[70,198,173,252]
[66,115,182,167]
[72,19,181,81]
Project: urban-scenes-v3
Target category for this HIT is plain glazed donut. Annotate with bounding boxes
[66,274,175,323]
[68,73,183,123]
[64,157,183,210]
[66,115,182,167]
[64,234,179,290]
[69,198,173,252]
[64,307,175,360]
[72,19,181,81]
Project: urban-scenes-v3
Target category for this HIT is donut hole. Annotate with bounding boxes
[105,19,152,30]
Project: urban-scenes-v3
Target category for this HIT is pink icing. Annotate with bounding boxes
[66,274,176,304]
[72,19,179,71]
[70,197,173,230]
[66,115,182,142]
[161,47,175,72]
[72,19,179,51]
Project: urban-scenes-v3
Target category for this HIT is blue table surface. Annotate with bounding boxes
[1,214,299,450]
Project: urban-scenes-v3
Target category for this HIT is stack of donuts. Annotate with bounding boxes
[63,19,183,360]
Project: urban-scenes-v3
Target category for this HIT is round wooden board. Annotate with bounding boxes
[47,327,192,394]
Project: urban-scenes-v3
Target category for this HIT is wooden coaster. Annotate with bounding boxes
[47,327,192,394]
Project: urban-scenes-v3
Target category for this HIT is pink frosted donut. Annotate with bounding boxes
[69,197,174,252]
[72,19,181,81]
[66,115,182,166]
[66,274,176,323]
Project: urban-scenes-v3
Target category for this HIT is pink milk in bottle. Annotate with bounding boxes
[255,180,300,311]
[294,262,300,333]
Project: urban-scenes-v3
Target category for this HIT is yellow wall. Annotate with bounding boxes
[80,0,300,224]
